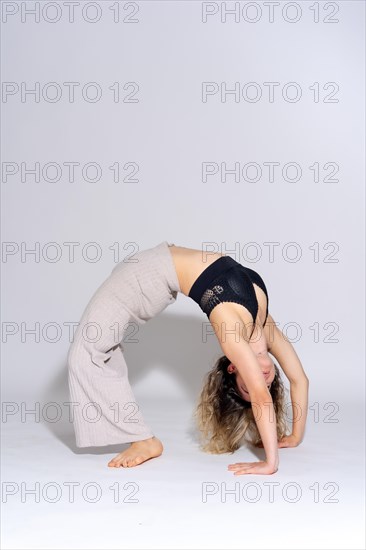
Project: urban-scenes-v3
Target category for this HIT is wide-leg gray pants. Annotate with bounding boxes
[67,241,180,447]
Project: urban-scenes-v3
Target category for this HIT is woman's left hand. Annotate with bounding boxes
[227,460,278,476]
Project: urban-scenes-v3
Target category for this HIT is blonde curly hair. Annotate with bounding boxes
[194,354,290,454]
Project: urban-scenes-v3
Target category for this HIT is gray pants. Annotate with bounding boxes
[67,241,180,447]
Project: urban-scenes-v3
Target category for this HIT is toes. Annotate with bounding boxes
[125,455,145,467]
[108,453,148,469]
[108,456,124,468]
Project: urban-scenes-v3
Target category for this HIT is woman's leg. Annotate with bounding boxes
[68,335,156,447]
[68,336,163,467]
[67,241,179,465]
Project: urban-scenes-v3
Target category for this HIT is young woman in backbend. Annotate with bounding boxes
[67,241,309,476]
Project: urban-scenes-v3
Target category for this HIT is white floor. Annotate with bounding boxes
[1,395,365,550]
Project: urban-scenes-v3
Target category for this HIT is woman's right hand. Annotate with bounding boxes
[254,433,299,448]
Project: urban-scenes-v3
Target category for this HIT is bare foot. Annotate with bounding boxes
[107,436,163,468]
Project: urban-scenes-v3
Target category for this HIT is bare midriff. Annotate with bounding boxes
[167,244,224,296]
[167,243,268,342]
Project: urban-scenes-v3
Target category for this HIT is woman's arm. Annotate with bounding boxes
[264,313,309,445]
[285,378,309,445]
[219,328,279,473]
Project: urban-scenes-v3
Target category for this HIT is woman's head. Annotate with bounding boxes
[194,354,289,454]
[227,352,276,401]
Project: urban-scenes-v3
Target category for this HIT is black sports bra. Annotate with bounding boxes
[188,256,269,339]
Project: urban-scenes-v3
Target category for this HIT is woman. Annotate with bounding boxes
[67,241,309,475]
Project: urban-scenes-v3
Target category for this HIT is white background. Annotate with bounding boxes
[1,1,365,549]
